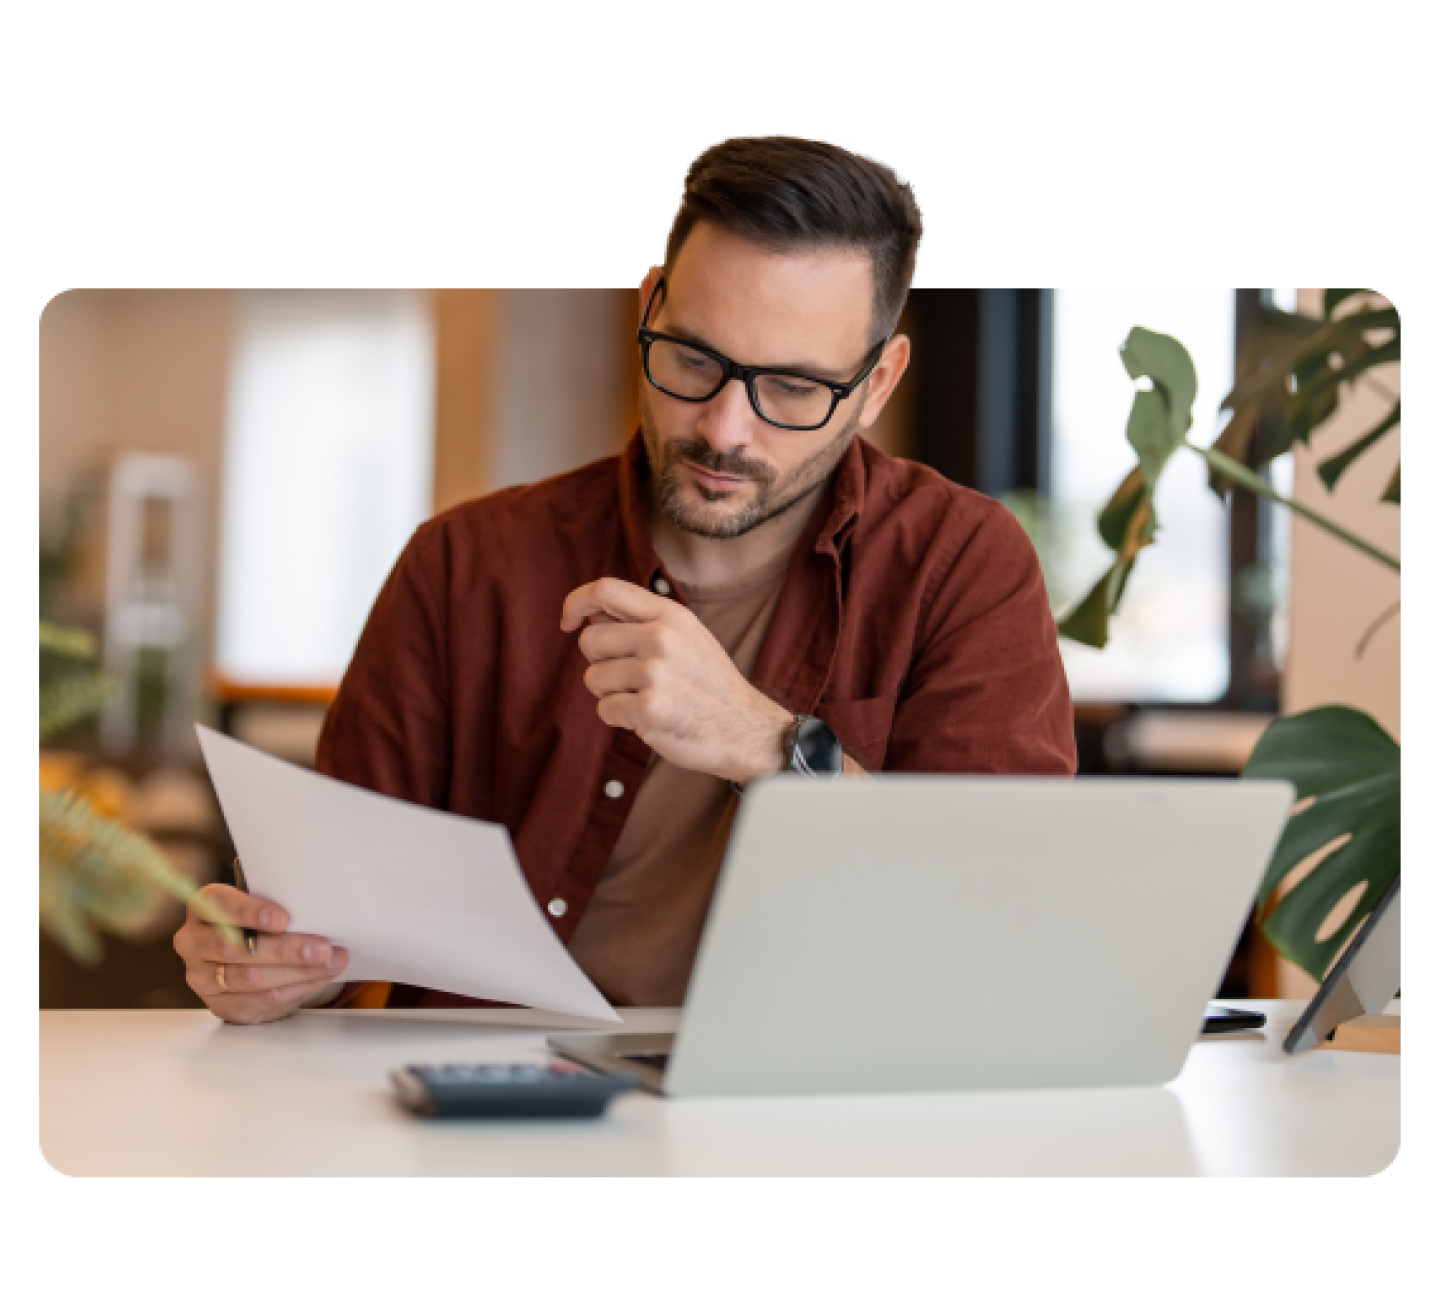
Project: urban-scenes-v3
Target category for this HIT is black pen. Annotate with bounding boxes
[232,858,259,956]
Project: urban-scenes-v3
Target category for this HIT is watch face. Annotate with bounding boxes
[794,715,844,778]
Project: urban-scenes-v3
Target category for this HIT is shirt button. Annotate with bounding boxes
[653,577,671,596]
[547,898,567,918]
[604,779,625,799]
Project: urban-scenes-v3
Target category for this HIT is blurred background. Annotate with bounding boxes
[39,288,1399,1008]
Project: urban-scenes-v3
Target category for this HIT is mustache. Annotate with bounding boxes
[663,437,773,483]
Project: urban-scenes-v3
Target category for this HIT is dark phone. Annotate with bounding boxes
[1203,1005,1267,1034]
[390,1062,635,1118]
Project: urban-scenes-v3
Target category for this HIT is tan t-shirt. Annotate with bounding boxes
[566,550,792,1007]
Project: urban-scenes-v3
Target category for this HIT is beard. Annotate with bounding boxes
[639,389,862,540]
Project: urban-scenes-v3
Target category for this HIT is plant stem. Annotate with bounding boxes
[1187,442,1400,572]
[1362,374,1398,406]
[1355,600,1401,658]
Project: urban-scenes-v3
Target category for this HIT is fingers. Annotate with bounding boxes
[595,692,644,733]
[180,925,350,1024]
[577,619,684,664]
[561,577,666,632]
[200,950,349,994]
[173,880,344,1024]
[582,657,657,700]
[175,886,349,1025]
[189,923,341,967]
[187,882,289,935]
[189,965,345,1025]
[576,620,634,662]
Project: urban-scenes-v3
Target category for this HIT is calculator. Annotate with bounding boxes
[389,1062,637,1119]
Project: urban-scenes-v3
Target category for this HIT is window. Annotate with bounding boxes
[217,291,434,686]
[1048,290,1236,703]
[1263,289,1297,674]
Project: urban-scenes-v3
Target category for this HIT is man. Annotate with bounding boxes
[175,136,1076,1023]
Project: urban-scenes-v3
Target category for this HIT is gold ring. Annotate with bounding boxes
[215,962,229,992]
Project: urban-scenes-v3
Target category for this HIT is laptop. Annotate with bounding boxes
[548,775,1294,1097]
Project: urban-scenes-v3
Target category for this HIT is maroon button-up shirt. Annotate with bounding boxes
[314,431,1075,1005]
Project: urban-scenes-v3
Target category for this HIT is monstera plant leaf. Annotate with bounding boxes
[1209,294,1399,500]
[1119,326,1197,486]
[1059,295,1400,648]
[1382,462,1400,504]
[1058,327,1195,648]
[1241,706,1400,984]
[1316,400,1400,493]
[1052,301,1401,984]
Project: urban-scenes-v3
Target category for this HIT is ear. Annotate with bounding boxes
[857,334,911,431]
[638,266,664,325]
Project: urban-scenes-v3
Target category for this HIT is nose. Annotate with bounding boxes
[693,377,756,453]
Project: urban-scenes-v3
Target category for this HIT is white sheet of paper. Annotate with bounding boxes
[195,726,620,1022]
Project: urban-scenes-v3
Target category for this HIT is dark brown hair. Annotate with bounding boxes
[664,136,923,343]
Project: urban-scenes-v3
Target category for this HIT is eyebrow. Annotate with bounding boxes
[658,319,862,383]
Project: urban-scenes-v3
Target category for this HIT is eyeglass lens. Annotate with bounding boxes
[646,339,836,429]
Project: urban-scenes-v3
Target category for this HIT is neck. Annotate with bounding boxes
[647,479,828,592]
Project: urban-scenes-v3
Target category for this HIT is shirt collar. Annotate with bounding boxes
[814,429,866,557]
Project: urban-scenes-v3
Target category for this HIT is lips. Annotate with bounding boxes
[684,462,748,493]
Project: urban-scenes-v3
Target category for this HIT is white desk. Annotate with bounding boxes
[39,1001,1398,1176]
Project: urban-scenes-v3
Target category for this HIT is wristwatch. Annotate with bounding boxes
[781,714,845,780]
[732,713,845,797]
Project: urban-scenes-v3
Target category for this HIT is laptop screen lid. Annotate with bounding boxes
[662,775,1293,1098]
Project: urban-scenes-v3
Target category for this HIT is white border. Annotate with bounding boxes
[9,2,1431,1310]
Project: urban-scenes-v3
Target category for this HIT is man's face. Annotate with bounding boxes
[639,222,902,540]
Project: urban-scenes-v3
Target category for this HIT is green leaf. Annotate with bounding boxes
[1056,572,1112,648]
[39,621,98,660]
[1292,306,1397,370]
[1059,328,1187,650]
[1239,306,1324,380]
[1244,705,1398,798]
[1241,707,1400,982]
[1207,399,1259,496]
[1285,312,1398,448]
[1315,400,1400,491]
[1058,554,1141,649]
[1119,327,1197,489]
[1285,336,1400,441]
[1250,774,1394,905]
[1219,350,1291,417]
[1124,390,1176,493]
[1105,555,1137,613]
[1193,442,1399,572]
[1097,467,1147,552]
[39,787,241,964]
[1382,462,1400,505]
[1057,561,1134,648]
[1220,307,1397,452]
[40,671,116,741]
[1261,801,1398,983]
[1324,288,1372,318]
[1220,322,1319,415]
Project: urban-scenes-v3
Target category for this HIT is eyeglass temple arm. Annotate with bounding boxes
[641,277,667,329]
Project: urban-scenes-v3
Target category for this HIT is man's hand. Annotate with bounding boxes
[562,576,793,785]
[174,884,350,1025]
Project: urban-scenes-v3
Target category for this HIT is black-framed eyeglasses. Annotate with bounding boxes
[637,279,887,432]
